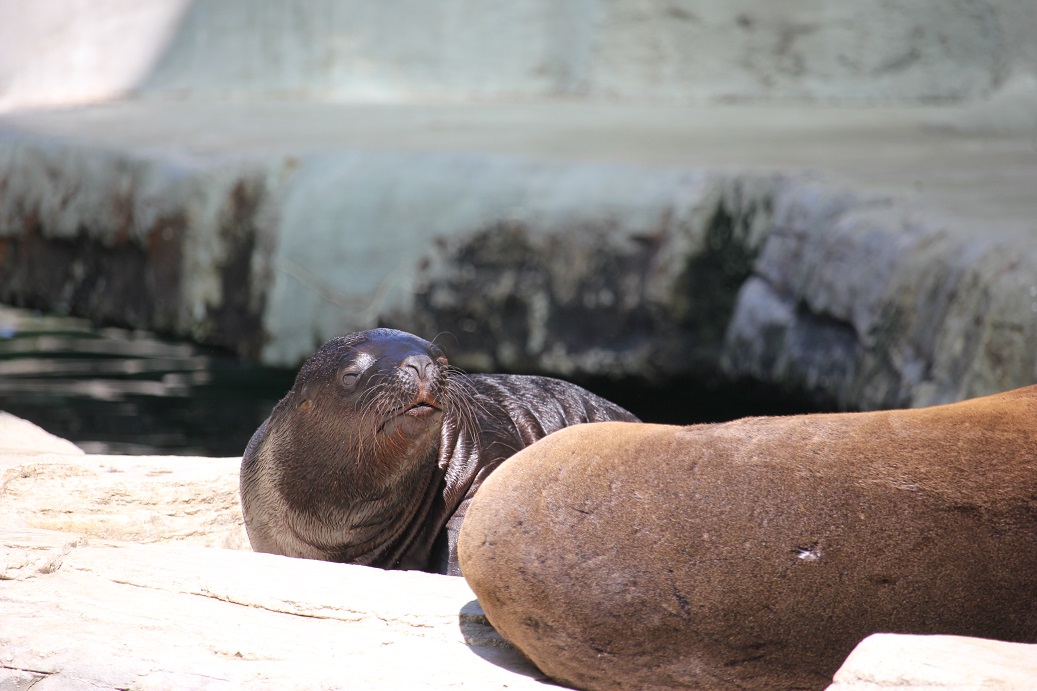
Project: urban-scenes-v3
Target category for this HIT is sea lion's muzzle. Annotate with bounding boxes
[388,353,444,431]
[398,353,444,416]
[401,353,435,382]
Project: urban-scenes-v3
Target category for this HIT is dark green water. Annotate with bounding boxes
[0,305,820,457]
[0,306,295,456]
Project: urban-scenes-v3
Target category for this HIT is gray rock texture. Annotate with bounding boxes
[722,186,1037,409]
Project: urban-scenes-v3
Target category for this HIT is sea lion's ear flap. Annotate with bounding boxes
[297,385,314,413]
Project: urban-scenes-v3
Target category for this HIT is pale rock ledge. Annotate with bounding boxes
[0,413,544,690]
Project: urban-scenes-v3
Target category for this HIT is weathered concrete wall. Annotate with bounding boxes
[723,190,1037,409]
[1,98,1035,411]
[0,138,281,359]
[3,145,1034,412]
[402,176,1037,411]
[265,155,712,366]
[2,0,1035,109]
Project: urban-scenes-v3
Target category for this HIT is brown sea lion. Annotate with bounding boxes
[239,327,637,576]
[458,385,1037,690]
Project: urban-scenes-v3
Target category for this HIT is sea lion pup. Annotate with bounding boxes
[459,385,1037,690]
[240,327,638,575]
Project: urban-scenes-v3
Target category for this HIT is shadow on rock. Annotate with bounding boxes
[458,599,557,685]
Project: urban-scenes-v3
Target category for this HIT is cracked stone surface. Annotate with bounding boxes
[0,414,545,690]
[0,533,543,690]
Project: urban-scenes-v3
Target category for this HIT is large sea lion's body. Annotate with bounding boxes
[459,385,1037,690]
[240,328,637,575]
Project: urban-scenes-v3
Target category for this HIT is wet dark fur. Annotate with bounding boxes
[240,328,638,575]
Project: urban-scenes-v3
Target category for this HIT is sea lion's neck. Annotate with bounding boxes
[283,413,441,505]
[277,416,447,565]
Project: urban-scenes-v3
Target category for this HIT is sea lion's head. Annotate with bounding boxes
[267,329,470,505]
[241,327,637,570]
[296,327,450,442]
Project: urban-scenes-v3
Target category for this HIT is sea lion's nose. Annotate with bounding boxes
[401,354,434,382]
